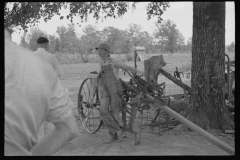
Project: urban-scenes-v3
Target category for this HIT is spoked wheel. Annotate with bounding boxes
[78,78,103,134]
[136,103,161,125]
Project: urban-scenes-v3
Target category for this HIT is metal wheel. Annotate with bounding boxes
[78,78,103,134]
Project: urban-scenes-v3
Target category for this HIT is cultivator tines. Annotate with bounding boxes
[119,70,170,143]
[125,70,165,98]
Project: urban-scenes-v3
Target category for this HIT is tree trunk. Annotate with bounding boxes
[185,2,234,130]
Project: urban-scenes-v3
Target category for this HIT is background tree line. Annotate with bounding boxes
[20,19,194,55]
[20,18,234,56]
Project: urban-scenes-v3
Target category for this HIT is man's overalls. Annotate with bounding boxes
[99,61,123,137]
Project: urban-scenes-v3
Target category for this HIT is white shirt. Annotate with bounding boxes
[33,48,62,77]
[5,34,73,155]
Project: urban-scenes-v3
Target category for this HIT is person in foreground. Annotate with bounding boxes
[95,43,145,144]
[4,29,79,156]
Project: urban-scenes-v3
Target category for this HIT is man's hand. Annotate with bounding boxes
[32,112,79,155]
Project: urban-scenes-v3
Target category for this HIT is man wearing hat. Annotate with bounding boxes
[34,37,62,77]
[34,36,62,139]
[95,43,145,144]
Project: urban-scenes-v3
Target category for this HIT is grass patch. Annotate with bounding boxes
[55,53,135,64]
[55,52,193,65]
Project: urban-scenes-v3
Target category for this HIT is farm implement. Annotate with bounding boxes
[76,55,234,155]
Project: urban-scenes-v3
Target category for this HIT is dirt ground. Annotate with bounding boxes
[54,126,234,155]
[54,56,235,156]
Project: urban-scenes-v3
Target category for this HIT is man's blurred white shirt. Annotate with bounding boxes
[33,48,62,77]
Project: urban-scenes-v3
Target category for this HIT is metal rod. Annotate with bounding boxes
[154,96,235,155]
[229,70,235,102]
[225,54,230,101]
[134,50,137,73]
[159,68,191,94]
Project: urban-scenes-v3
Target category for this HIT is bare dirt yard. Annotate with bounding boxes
[54,54,235,156]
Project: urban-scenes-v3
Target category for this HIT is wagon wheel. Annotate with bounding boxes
[78,78,103,134]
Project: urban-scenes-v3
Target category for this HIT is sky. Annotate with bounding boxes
[11,2,235,45]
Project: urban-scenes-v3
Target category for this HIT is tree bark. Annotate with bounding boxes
[186,2,234,130]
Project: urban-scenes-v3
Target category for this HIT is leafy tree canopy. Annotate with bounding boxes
[4,2,170,33]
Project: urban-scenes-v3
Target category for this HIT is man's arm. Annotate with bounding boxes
[32,113,79,155]
[52,55,62,77]
[32,74,79,155]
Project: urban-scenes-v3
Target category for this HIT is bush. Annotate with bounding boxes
[125,54,133,62]
[179,62,192,72]
[55,53,84,64]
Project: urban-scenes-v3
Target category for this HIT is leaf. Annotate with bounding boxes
[5,2,169,34]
